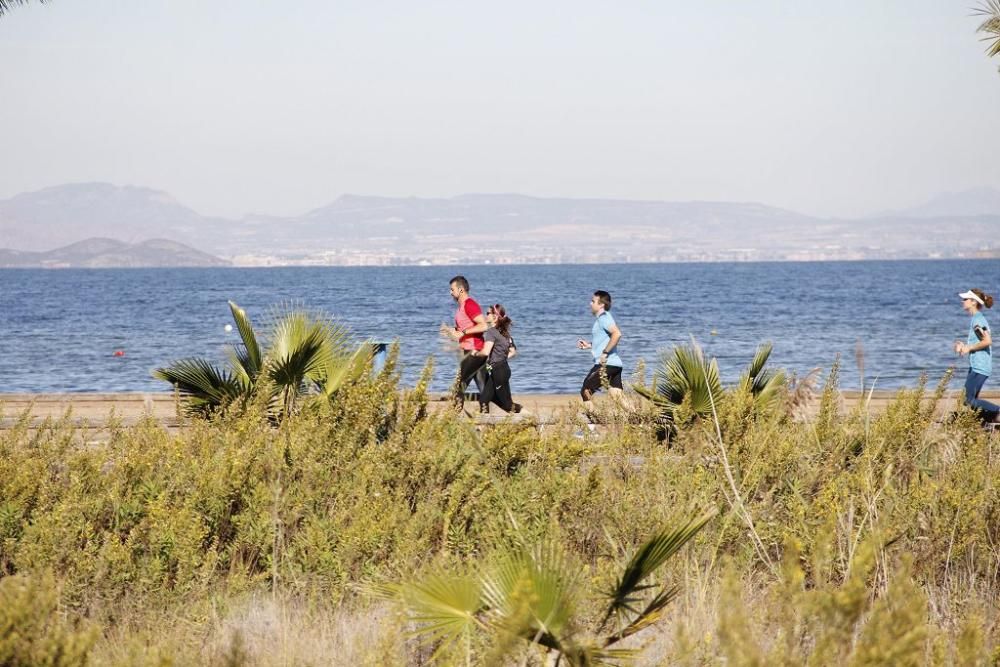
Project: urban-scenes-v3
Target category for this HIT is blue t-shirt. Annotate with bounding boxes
[968,311,992,376]
[591,311,623,368]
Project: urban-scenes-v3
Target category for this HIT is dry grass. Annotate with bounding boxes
[88,596,404,667]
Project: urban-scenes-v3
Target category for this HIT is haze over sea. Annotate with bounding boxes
[1,260,997,394]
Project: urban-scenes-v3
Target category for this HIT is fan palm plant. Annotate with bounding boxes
[735,342,787,413]
[633,341,723,426]
[153,301,371,419]
[0,0,44,17]
[388,511,715,666]
[634,340,785,433]
[976,0,1000,58]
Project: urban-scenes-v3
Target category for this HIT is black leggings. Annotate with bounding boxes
[480,359,514,412]
[580,364,623,399]
[456,352,487,400]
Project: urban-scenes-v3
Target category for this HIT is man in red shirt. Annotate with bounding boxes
[440,275,488,409]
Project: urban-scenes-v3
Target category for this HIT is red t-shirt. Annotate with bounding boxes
[455,298,485,351]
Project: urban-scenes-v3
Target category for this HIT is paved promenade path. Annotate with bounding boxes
[2,389,995,431]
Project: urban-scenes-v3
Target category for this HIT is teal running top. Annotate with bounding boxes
[591,311,623,368]
[969,311,992,376]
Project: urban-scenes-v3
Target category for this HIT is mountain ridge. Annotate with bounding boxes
[882,187,1000,218]
[0,237,230,268]
[2,182,999,264]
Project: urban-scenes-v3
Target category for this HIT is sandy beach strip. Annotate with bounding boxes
[1,389,996,430]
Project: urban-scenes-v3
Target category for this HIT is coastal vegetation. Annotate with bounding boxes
[2,344,999,665]
[153,301,371,420]
[978,0,1000,58]
[384,512,715,665]
[0,0,43,17]
[633,341,785,437]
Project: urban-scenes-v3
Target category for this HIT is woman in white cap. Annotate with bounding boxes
[955,288,999,422]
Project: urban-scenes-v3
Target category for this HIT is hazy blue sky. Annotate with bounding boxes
[1,1,998,218]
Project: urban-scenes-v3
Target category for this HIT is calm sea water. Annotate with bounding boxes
[1,261,997,394]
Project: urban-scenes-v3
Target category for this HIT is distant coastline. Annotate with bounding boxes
[2,253,999,269]
[3,183,1000,268]
[0,237,229,269]
[220,249,1000,268]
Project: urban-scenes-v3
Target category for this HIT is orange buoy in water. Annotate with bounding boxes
[113,350,125,357]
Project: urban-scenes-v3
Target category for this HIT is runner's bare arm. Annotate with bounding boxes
[464,313,488,335]
[440,323,461,340]
[600,325,622,361]
[962,327,992,354]
[606,324,622,349]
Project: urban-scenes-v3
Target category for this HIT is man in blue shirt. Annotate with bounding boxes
[577,290,624,407]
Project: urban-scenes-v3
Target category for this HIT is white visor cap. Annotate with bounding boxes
[959,290,985,306]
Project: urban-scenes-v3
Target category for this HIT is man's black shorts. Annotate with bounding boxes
[581,364,623,395]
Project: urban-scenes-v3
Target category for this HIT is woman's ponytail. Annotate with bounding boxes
[972,288,994,309]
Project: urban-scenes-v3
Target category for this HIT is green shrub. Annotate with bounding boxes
[0,571,97,667]
[0,363,998,664]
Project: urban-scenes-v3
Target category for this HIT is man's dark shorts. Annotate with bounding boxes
[581,364,623,397]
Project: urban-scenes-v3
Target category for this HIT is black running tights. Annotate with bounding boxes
[479,360,514,412]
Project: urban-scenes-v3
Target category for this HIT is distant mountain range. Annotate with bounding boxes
[1,183,999,266]
[886,187,1000,218]
[0,184,228,253]
[0,238,229,268]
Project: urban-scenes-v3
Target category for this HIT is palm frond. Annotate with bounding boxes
[393,526,708,665]
[658,342,723,416]
[481,543,575,650]
[225,347,256,390]
[266,306,356,381]
[737,343,787,412]
[752,368,787,412]
[397,574,484,649]
[0,0,45,17]
[563,645,640,667]
[647,349,688,406]
[976,0,1000,57]
[227,301,262,383]
[740,342,773,386]
[266,310,316,363]
[600,511,715,629]
[320,342,373,398]
[266,319,331,389]
[152,358,243,415]
[632,383,679,421]
[155,300,362,419]
[602,585,679,647]
[633,342,725,431]
[267,329,330,393]
[683,352,724,415]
